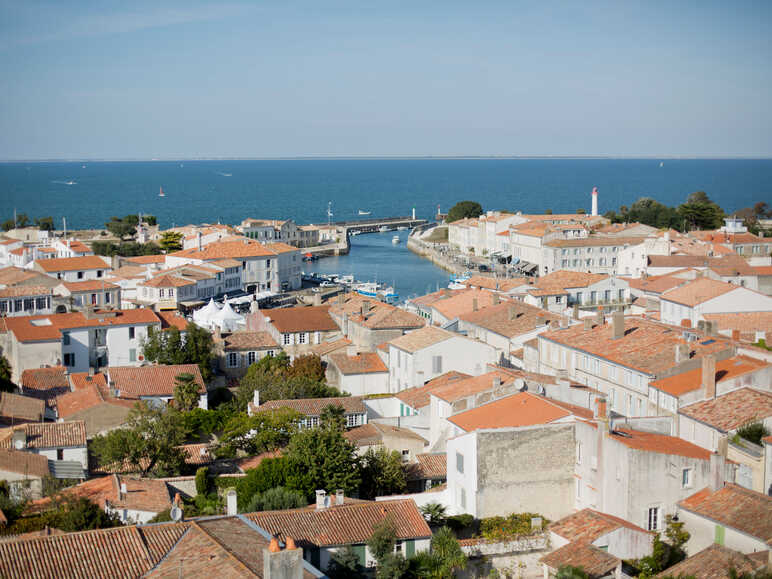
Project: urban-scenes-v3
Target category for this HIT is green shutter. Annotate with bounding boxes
[405,539,415,558]
[353,544,366,567]
[715,525,725,545]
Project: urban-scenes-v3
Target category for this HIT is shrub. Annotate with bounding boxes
[195,467,212,496]
[479,512,548,541]
[736,421,770,446]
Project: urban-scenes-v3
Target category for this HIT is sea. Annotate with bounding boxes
[1,158,770,299]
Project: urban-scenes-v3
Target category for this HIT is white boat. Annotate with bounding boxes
[397,226,407,231]
[354,282,399,304]
[378,226,389,233]
[159,186,165,197]
[350,230,360,236]
[64,180,76,186]
[659,162,664,167]
[448,271,472,290]
[392,235,400,244]
[358,210,371,215]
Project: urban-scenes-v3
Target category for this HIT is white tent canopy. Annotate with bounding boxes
[192,298,221,328]
[209,300,245,333]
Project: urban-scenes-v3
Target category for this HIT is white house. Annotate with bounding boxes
[0,421,88,479]
[33,255,112,282]
[105,364,208,409]
[326,351,389,396]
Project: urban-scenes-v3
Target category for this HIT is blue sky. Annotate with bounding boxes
[1,0,770,159]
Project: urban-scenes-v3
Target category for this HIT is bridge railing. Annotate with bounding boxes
[332,216,418,226]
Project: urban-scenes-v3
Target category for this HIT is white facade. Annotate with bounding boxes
[660,287,772,327]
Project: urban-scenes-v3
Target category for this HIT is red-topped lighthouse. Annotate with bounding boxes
[591,187,598,216]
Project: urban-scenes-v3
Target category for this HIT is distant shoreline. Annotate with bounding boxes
[2,155,772,163]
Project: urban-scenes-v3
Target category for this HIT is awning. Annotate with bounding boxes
[179,300,205,307]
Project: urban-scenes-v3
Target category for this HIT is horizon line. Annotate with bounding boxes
[2,154,772,163]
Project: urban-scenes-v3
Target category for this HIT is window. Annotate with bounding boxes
[346,413,361,428]
[159,289,164,298]
[227,352,239,368]
[91,293,98,305]
[576,442,582,464]
[23,298,34,311]
[266,259,271,268]
[682,468,692,488]
[647,507,660,531]
[459,487,466,509]
[401,449,410,462]
[575,292,583,304]
[432,355,443,374]
[129,349,136,362]
[129,326,135,340]
[97,270,103,278]
[283,333,291,345]
[105,292,111,304]
[77,271,84,279]
[64,353,75,367]
[267,350,274,357]
[555,296,562,303]
[57,449,64,461]
[62,331,71,346]
[298,332,306,344]
[456,452,464,474]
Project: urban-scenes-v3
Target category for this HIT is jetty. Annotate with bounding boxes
[302,215,428,257]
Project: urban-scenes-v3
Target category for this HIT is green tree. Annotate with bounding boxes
[35,216,55,231]
[0,353,14,392]
[360,447,407,499]
[377,553,408,579]
[174,372,201,412]
[159,231,184,252]
[556,565,589,579]
[284,416,361,500]
[142,323,215,381]
[105,216,137,239]
[90,402,187,477]
[144,215,158,226]
[367,518,397,564]
[446,201,483,223]
[428,526,467,578]
[51,496,122,532]
[678,191,725,231]
[636,515,690,576]
[234,456,290,510]
[326,545,365,578]
[217,408,301,457]
[736,421,770,446]
[183,323,216,381]
[287,354,326,381]
[419,502,447,527]
[243,486,307,513]
[195,466,212,496]
[1,213,30,231]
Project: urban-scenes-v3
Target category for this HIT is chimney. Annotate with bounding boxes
[226,489,237,516]
[120,480,127,498]
[611,311,624,340]
[313,292,322,306]
[595,307,604,326]
[492,293,500,306]
[583,318,593,331]
[680,318,692,329]
[594,397,607,419]
[361,300,370,317]
[675,343,689,364]
[702,355,716,399]
[509,305,516,321]
[335,489,344,505]
[253,389,260,408]
[263,536,303,579]
[572,304,579,320]
[315,489,327,510]
[731,329,741,341]
[11,429,26,450]
[472,298,478,312]
[709,452,726,492]
[492,376,501,388]
[197,230,203,251]
[88,366,95,377]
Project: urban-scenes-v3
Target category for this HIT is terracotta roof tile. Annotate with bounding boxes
[344,423,426,447]
[330,293,424,330]
[328,352,388,375]
[107,364,206,398]
[409,288,466,307]
[661,277,738,306]
[549,508,651,544]
[3,309,160,343]
[703,312,772,339]
[0,392,45,423]
[462,276,527,292]
[140,273,195,288]
[245,498,431,547]
[540,317,731,375]
[35,256,110,272]
[432,369,523,403]
[395,371,471,409]
[0,420,86,449]
[459,300,561,338]
[529,271,609,293]
[388,326,455,353]
[235,449,282,472]
[264,305,339,333]
[609,427,712,460]
[169,238,296,260]
[431,289,504,320]
[448,392,575,432]
[124,254,166,264]
[405,453,446,481]
[650,356,769,397]
[309,338,351,357]
[0,285,52,298]
[0,448,50,478]
[545,236,643,248]
[655,543,767,579]
[679,484,772,542]
[540,541,620,576]
[157,309,189,331]
[21,367,70,407]
[60,280,119,292]
[223,331,279,351]
[679,388,772,433]
[253,396,365,417]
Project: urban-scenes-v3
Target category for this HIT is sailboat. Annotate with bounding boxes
[358,210,371,215]
[159,187,165,197]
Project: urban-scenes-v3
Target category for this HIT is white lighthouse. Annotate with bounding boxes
[591,187,599,216]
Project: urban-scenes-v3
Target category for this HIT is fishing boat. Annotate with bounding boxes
[448,271,472,290]
[378,226,390,233]
[392,235,400,244]
[358,210,371,215]
[354,282,399,304]
[159,187,165,197]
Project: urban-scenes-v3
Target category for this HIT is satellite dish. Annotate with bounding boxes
[14,439,24,450]
[170,506,183,522]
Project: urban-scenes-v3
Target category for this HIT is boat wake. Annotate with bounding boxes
[52,180,77,185]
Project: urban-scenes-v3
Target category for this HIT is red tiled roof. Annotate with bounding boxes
[549,508,651,544]
[157,309,189,331]
[3,309,160,343]
[609,428,712,460]
[124,254,166,264]
[235,449,282,472]
[540,541,620,576]
[245,498,431,547]
[679,388,772,432]
[448,392,575,432]
[140,273,195,288]
[661,277,738,306]
[344,423,426,447]
[253,396,366,417]
[21,366,68,392]
[0,392,45,423]
[35,256,110,272]
[107,364,206,398]
[0,285,52,298]
[309,338,352,357]
[406,453,447,481]
[330,293,425,330]
[61,280,119,292]
[0,449,50,478]
[223,331,279,350]
[169,238,296,260]
[388,326,455,353]
[0,421,86,449]
[655,543,768,579]
[179,443,213,466]
[431,288,504,320]
[432,369,518,403]
[264,305,339,333]
[703,312,772,340]
[459,300,561,338]
[650,356,769,397]
[328,352,388,375]
[679,484,772,543]
[395,371,472,409]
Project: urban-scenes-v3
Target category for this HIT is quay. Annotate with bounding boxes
[303,215,428,257]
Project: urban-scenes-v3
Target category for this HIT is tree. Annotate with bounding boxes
[142,323,215,381]
[90,402,187,477]
[195,466,212,496]
[183,323,216,381]
[446,201,483,223]
[1,213,30,231]
[174,373,201,412]
[359,447,407,499]
[105,216,137,239]
[636,515,690,576]
[367,518,397,564]
[377,553,408,579]
[144,215,158,226]
[736,421,771,446]
[216,408,301,457]
[159,231,184,252]
[35,216,55,231]
[235,456,290,510]
[51,496,122,532]
[327,545,365,578]
[287,354,326,381]
[428,526,467,578]
[0,353,14,392]
[283,417,361,500]
[243,486,307,513]
[556,565,589,579]
[678,191,725,231]
[419,502,447,527]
